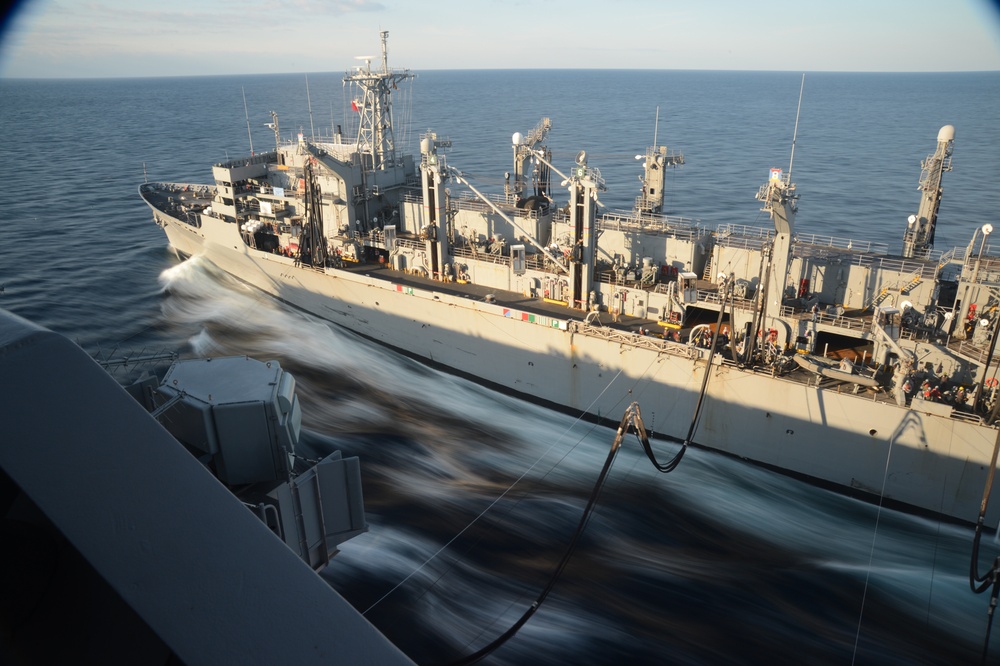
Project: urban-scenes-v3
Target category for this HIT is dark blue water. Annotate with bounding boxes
[2,69,999,664]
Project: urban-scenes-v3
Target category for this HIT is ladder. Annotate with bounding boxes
[702,251,714,281]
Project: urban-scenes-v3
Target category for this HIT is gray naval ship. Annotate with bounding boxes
[141,32,1000,525]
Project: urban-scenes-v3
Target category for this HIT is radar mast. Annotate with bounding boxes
[345,31,413,171]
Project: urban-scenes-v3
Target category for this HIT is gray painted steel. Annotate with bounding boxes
[0,308,413,665]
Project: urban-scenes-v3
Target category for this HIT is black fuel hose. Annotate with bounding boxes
[446,284,733,664]
[446,407,628,665]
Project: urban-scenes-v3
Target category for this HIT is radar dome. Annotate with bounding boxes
[512,132,523,146]
[938,125,956,142]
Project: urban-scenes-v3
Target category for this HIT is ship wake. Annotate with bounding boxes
[158,256,523,442]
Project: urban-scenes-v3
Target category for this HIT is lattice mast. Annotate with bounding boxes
[345,31,413,171]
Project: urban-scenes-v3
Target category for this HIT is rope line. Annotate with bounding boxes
[445,406,633,666]
[365,295,683,621]
[362,367,627,617]
[850,431,896,665]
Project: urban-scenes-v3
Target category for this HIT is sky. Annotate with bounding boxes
[1,0,999,78]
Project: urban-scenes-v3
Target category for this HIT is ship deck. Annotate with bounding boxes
[333,258,986,420]
[336,259,655,333]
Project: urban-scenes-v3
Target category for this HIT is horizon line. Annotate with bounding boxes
[3,67,999,82]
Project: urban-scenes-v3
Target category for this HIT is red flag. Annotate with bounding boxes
[351,99,359,112]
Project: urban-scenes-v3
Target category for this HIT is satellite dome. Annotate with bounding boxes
[512,132,523,146]
[938,125,956,142]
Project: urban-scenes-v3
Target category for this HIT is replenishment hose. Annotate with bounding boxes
[447,284,733,664]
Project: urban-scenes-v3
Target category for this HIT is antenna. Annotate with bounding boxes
[380,30,390,73]
[653,106,660,147]
[242,86,254,156]
[787,74,805,180]
[305,74,315,140]
[267,111,280,152]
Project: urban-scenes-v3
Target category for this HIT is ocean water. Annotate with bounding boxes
[2,68,1000,664]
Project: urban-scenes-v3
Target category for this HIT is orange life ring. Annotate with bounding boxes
[986,378,998,389]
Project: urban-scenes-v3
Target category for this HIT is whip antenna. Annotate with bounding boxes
[242,86,254,156]
[306,74,315,140]
[787,74,805,180]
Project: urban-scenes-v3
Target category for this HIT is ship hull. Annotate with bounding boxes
[148,202,1000,525]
